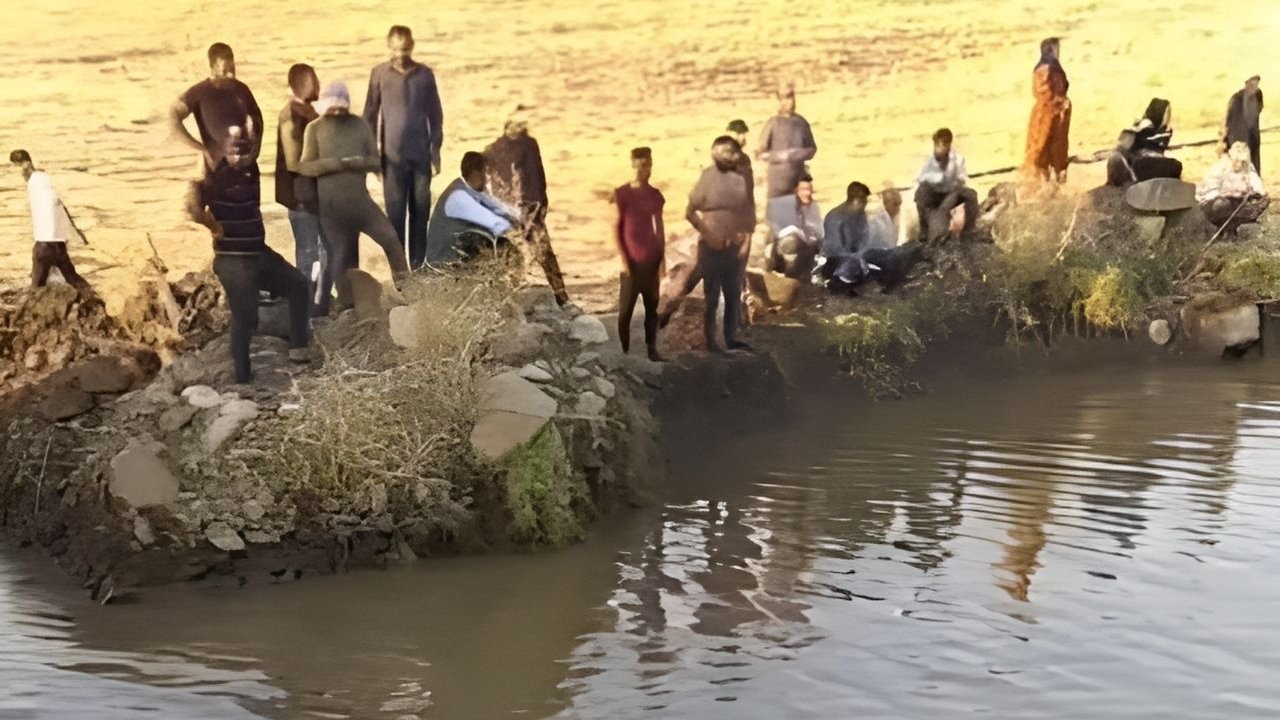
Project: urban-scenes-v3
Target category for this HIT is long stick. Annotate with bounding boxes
[33,435,52,516]
[1177,196,1252,285]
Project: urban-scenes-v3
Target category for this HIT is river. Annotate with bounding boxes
[2,357,1280,718]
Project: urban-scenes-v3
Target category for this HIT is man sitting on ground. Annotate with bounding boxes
[822,182,924,295]
[867,185,903,250]
[1197,141,1269,228]
[424,152,523,263]
[765,173,822,279]
[914,128,979,242]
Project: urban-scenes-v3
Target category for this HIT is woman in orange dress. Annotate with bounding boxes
[1023,37,1072,184]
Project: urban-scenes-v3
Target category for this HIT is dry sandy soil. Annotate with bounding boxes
[2,0,1278,311]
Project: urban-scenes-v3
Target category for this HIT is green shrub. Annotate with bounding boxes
[1218,249,1280,298]
[821,310,925,399]
[502,423,588,546]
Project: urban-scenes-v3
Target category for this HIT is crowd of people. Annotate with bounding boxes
[6,32,1272,381]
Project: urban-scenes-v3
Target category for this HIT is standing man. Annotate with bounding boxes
[299,82,411,314]
[687,137,754,353]
[914,128,979,242]
[10,150,90,289]
[170,42,309,383]
[364,25,444,270]
[1224,75,1264,172]
[757,83,817,199]
[614,147,666,361]
[484,105,568,305]
[1022,37,1072,185]
[727,119,755,208]
[276,63,324,311]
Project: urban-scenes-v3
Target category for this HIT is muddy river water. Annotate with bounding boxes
[3,357,1280,719]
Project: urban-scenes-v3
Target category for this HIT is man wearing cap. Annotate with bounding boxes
[1224,76,1264,172]
[757,84,818,199]
[687,136,754,353]
[614,147,666,361]
[171,42,310,384]
[483,106,568,305]
[276,63,325,312]
[364,25,445,270]
[10,150,90,290]
[299,82,411,314]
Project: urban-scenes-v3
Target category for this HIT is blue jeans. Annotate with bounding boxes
[699,245,743,349]
[286,204,325,311]
[382,158,432,269]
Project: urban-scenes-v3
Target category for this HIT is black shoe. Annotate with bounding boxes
[727,340,753,352]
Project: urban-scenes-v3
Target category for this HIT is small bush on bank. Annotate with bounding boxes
[821,309,925,399]
[1217,248,1280,298]
[502,423,588,546]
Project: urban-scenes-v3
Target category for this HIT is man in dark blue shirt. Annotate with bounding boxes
[821,181,923,294]
[363,25,444,270]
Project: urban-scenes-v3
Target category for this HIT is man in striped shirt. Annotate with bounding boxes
[170,42,310,384]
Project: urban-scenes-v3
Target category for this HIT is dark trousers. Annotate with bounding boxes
[31,243,89,289]
[914,184,979,242]
[212,248,309,384]
[699,245,743,349]
[619,260,661,353]
[383,158,432,269]
[288,209,326,314]
[1132,155,1183,182]
[317,198,411,314]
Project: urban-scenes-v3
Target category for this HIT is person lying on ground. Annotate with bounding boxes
[914,128,979,243]
[10,150,90,290]
[424,152,523,264]
[764,173,822,279]
[484,105,569,305]
[298,81,410,315]
[757,83,817,200]
[1197,141,1269,227]
[821,181,926,295]
[687,136,754,353]
[614,146,666,361]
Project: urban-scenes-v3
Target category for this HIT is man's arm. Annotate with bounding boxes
[169,96,211,165]
[297,122,345,177]
[785,119,818,164]
[955,154,970,186]
[445,191,511,236]
[529,137,548,208]
[917,157,944,186]
[476,191,522,224]
[244,86,265,161]
[346,120,384,173]
[614,191,630,272]
[362,66,382,139]
[756,117,775,161]
[279,113,304,172]
[426,70,444,175]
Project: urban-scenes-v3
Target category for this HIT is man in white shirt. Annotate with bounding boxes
[10,150,90,289]
[424,152,523,263]
[914,128,979,242]
[867,186,903,250]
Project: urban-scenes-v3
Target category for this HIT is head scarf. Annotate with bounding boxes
[313,82,350,115]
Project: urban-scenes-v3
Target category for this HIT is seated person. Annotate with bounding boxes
[764,173,823,279]
[867,185,903,250]
[821,181,924,295]
[1107,100,1183,187]
[1197,141,1269,227]
[424,151,523,263]
[914,128,979,242]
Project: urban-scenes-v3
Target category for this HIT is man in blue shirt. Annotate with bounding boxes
[363,25,444,270]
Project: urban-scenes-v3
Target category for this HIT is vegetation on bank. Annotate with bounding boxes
[821,189,1280,397]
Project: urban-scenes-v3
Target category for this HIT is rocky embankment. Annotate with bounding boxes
[0,264,785,601]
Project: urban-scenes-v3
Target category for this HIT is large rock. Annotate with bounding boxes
[109,444,180,508]
[203,399,260,452]
[1130,215,1167,249]
[470,372,558,460]
[256,301,291,339]
[181,385,224,409]
[478,372,557,417]
[74,356,135,394]
[518,363,554,383]
[747,269,802,308]
[1181,301,1261,353]
[490,321,552,364]
[574,391,608,418]
[347,269,384,320]
[204,522,246,552]
[388,304,424,349]
[158,403,199,433]
[569,315,609,344]
[1125,178,1196,212]
[38,386,95,421]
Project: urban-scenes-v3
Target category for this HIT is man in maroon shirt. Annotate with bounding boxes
[614,147,666,361]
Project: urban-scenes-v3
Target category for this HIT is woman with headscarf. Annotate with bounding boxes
[1197,141,1268,228]
[1022,37,1072,185]
[1105,99,1183,187]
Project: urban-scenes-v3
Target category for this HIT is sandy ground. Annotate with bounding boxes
[2,0,1279,311]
